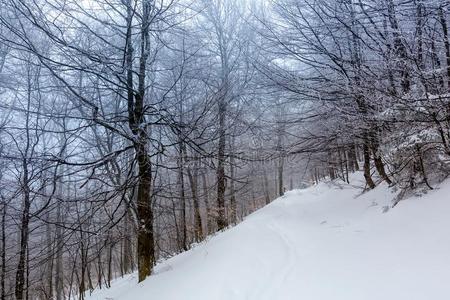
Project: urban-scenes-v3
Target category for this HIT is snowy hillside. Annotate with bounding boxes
[86,175,450,300]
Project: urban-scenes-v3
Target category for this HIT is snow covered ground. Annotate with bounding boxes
[86,174,450,300]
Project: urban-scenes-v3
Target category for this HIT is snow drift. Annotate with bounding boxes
[86,174,450,300]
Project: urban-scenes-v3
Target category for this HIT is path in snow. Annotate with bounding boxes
[87,175,450,300]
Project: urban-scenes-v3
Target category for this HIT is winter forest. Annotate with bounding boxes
[1,0,450,299]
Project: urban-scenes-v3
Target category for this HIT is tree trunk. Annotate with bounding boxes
[439,5,450,91]
[125,0,155,282]
[216,94,228,230]
[276,114,285,196]
[344,149,349,183]
[262,162,271,205]
[107,242,113,288]
[373,153,392,185]
[202,170,213,234]
[79,240,86,300]
[370,133,392,185]
[97,247,102,289]
[229,137,237,224]
[45,211,54,300]
[15,156,31,300]
[363,138,376,189]
[135,145,154,282]
[55,199,64,300]
[348,144,359,172]
[328,151,335,180]
[187,159,203,242]
[178,144,188,250]
[122,203,133,274]
[387,0,410,93]
[416,0,424,68]
[416,145,433,190]
[1,203,6,300]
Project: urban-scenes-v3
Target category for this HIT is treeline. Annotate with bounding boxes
[260,0,450,193]
[0,0,304,299]
[1,0,450,299]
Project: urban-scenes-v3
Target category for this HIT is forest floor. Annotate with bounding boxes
[86,173,450,300]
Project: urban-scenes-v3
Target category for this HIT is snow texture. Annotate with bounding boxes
[86,174,450,300]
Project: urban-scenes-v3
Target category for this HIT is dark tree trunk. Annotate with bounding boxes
[431,39,445,90]
[202,170,213,234]
[343,149,349,183]
[416,0,424,68]
[328,151,336,180]
[263,163,271,205]
[276,117,285,196]
[55,199,64,300]
[373,153,392,185]
[348,144,359,172]
[278,157,284,196]
[125,0,155,282]
[350,1,375,189]
[178,144,188,251]
[416,145,433,190]
[135,146,154,282]
[45,211,54,300]
[439,5,450,91]
[107,242,113,288]
[79,240,86,300]
[15,160,31,300]
[387,0,410,93]
[363,139,376,189]
[216,94,228,230]
[1,203,6,300]
[372,153,392,185]
[370,132,392,185]
[96,243,102,290]
[229,137,237,224]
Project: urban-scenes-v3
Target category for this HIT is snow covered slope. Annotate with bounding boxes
[86,175,450,300]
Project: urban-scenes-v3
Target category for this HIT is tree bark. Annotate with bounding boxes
[15,68,33,300]
[216,92,228,230]
[55,198,64,300]
[1,203,6,300]
[202,170,213,234]
[348,144,359,172]
[186,158,203,242]
[135,145,154,282]
[125,0,155,282]
[229,137,237,224]
[45,211,54,300]
[178,143,188,250]
[386,0,410,93]
[262,161,271,205]
[439,5,450,91]
[370,132,392,185]
[363,139,376,189]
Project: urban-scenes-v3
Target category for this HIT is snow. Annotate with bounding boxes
[86,174,450,300]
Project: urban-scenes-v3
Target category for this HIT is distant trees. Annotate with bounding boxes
[2,0,449,298]
[261,0,450,192]
[0,0,294,298]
